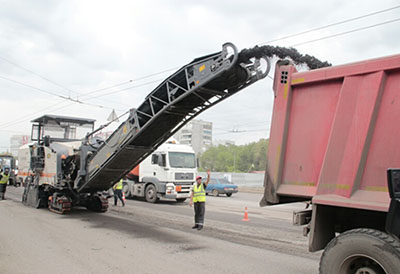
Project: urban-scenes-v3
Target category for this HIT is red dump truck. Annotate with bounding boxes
[261,54,400,273]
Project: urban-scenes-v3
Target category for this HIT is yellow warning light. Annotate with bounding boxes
[199,65,205,72]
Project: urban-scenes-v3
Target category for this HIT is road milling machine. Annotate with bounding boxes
[19,43,271,213]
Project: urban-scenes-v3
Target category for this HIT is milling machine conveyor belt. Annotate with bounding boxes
[77,43,270,193]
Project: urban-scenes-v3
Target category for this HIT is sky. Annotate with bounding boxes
[0,0,399,152]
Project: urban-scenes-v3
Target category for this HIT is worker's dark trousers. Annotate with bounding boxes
[0,184,6,200]
[113,189,124,206]
[194,202,205,226]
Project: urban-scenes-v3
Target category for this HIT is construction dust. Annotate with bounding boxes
[238,45,331,70]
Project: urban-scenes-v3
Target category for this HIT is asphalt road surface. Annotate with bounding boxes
[0,187,320,274]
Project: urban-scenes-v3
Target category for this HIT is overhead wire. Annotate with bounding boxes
[0,74,113,110]
[2,5,400,143]
[257,5,400,46]
[0,56,75,97]
[291,18,400,47]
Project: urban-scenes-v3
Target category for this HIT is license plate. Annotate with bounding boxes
[176,186,182,192]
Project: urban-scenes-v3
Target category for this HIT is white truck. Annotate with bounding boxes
[122,141,197,203]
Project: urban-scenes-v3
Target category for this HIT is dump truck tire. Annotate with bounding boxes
[319,228,400,274]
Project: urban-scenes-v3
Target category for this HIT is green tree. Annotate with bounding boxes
[199,139,269,172]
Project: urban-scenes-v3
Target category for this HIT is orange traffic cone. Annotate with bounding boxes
[122,192,126,203]
[242,207,250,221]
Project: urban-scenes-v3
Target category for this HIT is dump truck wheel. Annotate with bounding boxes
[145,184,158,203]
[319,228,400,274]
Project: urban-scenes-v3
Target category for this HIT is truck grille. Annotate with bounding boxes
[175,183,192,193]
[175,172,194,180]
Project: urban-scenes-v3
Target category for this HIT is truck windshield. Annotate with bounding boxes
[168,152,196,168]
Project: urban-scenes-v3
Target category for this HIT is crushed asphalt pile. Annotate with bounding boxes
[238,45,331,69]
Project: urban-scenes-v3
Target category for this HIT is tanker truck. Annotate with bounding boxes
[18,42,270,214]
[260,54,400,273]
[122,140,196,203]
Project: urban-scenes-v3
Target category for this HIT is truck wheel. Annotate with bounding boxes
[319,228,400,274]
[145,184,158,203]
[176,198,186,203]
[212,189,219,197]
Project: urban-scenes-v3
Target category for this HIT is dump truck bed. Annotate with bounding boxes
[262,54,400,212]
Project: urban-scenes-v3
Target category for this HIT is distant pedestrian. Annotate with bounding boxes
[113,179,125,207]
[189,170,210,230]
[0,166,10,200]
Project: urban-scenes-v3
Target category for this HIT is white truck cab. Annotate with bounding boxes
[124,140,197,203]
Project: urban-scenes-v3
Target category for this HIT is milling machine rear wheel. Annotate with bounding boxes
[319,228,400,274]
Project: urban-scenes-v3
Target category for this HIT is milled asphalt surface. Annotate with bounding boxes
[0,187,320,274]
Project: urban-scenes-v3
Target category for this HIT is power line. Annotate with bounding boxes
[83,78,165,100]
[291,18,400,47]
[257,5,400,46]
[78,5,400,102]
[0,100,67,128]
[0,74,114,110]
[0,75,72,100]
[79,66,179,100]
[0,57,130,109]
[80,80,133,97]
[2,8,399,136]
[0,56,76,96]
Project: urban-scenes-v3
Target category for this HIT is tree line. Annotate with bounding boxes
[199,139,269,172]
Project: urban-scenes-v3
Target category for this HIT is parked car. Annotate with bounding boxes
[204,178,238,197]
